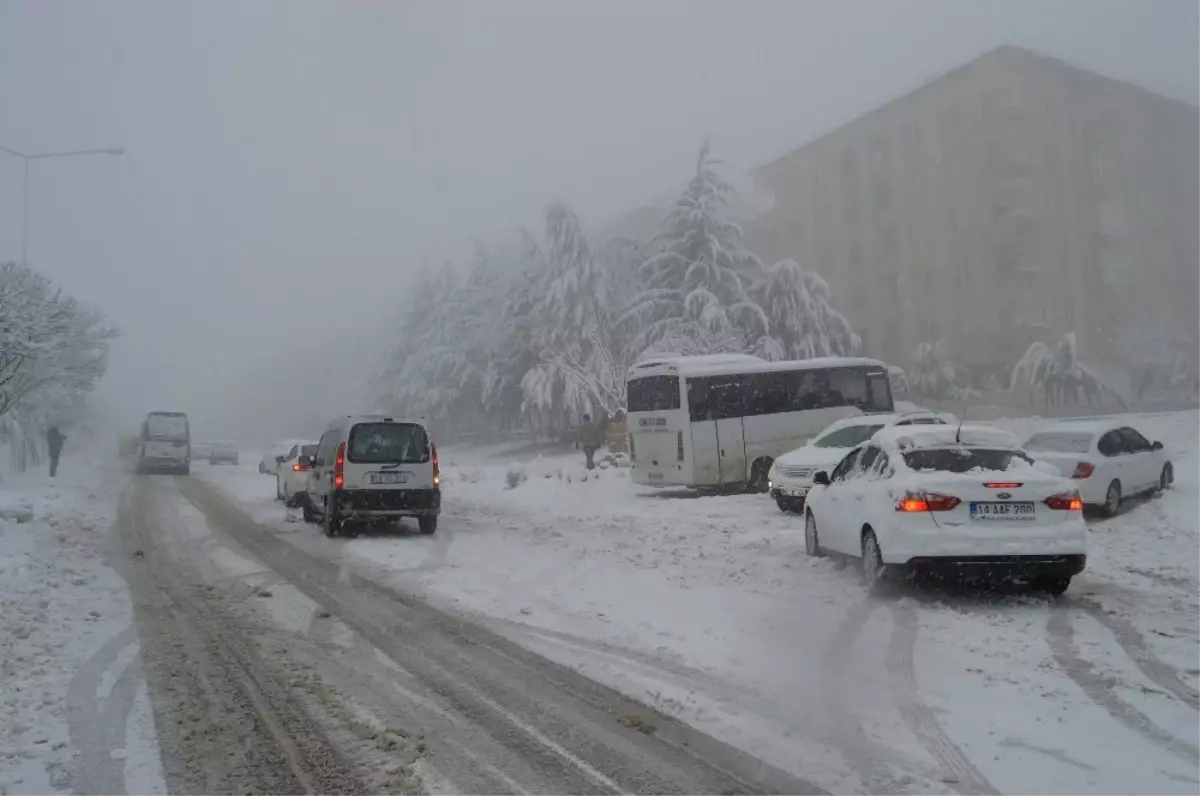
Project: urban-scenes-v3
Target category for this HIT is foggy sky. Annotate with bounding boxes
[0,0,1195,440]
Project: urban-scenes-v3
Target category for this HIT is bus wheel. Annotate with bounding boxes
[748,458,773,493]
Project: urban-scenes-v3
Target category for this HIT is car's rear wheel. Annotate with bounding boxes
[804,512,824,558]
[1102,480,1122,518]
[418,515,438,535]
[1034,576,1071,596]
[302,496,316,524]
[323,503,341,538]
[1159,463,1174,492]
[861,530,890,595]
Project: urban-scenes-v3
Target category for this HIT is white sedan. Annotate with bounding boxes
[804,424,1087,595]
[276,442,319,506]
[259,439,314,475]
[768,411,947,512]
[1023,421,1173,517]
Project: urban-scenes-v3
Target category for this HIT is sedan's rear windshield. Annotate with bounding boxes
[1023,432,1094,454]
[815,424,885,448]
[902,447,1032,473]
[347,423,429,464]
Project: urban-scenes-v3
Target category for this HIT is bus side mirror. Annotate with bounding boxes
[813,471,830,486]
[1152,441,1163,451]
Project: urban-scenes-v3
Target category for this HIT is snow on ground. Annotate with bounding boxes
[0,454,164,796]
[199,411,1200,794]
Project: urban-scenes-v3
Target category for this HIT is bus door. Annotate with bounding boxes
[709,377,747,484]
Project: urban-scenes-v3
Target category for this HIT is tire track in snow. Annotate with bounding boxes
[819,598,919,794]
[66,624,141,796]
[886,602,997,796]
[1046,606,1200,764]
[1073,597,1199,711]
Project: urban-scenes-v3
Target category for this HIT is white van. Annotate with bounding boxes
[138,411,191,474]
[305,415,440,538]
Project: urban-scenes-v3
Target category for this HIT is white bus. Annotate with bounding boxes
[626,354,893,490]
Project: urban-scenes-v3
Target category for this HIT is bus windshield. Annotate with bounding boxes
[627,375,681,412]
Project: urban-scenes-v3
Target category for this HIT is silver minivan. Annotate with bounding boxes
[303,415,440,538]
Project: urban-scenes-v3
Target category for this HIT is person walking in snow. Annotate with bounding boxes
[579,413,606,471]
[47,426,65,478]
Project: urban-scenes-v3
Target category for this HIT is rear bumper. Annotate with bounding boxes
[899,554,1087,580]
[335,488,440,518]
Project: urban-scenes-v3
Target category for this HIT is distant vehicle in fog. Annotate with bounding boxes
[192,442,214,461]
[259,439,312,475]
[138,411,191,474]
[209,441,239,465]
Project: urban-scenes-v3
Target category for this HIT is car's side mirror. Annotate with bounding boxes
[1152,441,1163,451]
[298,455,312,468]
[812,470,831,486]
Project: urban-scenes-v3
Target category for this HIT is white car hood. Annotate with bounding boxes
[776,445,848,469]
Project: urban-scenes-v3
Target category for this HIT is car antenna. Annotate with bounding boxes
[954,398,970,444]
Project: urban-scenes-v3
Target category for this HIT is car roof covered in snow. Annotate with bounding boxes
[815,410,945,438]
[1029,419,1125,436]
[628,354,888,379]
[872,424,1021,452]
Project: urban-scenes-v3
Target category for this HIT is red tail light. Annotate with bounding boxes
[334,442,345,489]
[432,442,440,487]
[984,482,1022,489]
[1044,491,1083,511]
[895,491,961,512]
[292,463,306,472]
[1071,461,1095,479]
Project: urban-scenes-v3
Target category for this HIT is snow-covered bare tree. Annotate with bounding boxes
[910,341,959,399]
[1011,331,1126,409]
[623,139,766,356]
[749,259,861,360]
[0,262,117,420]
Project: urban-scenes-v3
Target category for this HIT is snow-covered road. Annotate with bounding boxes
[202,410,1200,794]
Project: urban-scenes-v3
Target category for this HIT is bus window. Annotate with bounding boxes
[830,367,869,409]
[865,370,893,411]
[627,375,681,412]
[686,376,743,421]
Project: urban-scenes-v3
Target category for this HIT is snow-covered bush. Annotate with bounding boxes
[1011,332,1127,409]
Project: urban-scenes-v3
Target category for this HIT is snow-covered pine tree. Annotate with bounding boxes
[522,200,631,418]
[623,139,766,356]
[749,259,861,361]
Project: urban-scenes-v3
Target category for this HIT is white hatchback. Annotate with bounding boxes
[1022,421,1173,517]
[804,424,1087,595]
[768,411,947,512]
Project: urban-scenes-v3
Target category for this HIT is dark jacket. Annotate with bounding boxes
[47,428,65,455]
[579,418,607,449]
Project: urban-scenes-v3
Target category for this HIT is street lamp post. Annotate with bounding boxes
[0,146,124,266]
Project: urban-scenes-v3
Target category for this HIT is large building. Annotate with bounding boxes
[742,46,1199,377]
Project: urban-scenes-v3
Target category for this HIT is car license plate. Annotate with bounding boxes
[647,471,664,482]
[970,501,1035,520]
[369,472,409,485]
[791,487,809,498]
